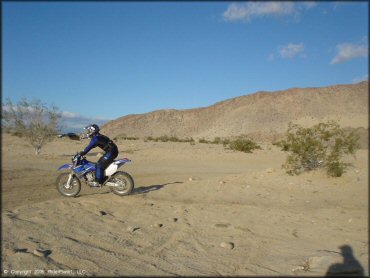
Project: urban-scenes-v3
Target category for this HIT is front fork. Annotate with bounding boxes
[66,173,73,189]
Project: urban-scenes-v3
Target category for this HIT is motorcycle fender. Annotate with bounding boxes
[105,158,131,176]
[57,164,73,171]
[105,164,118,176]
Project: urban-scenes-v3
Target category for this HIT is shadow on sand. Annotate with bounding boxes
[78,181,184,197]
[131,182,184,195]
[325,245,365,277]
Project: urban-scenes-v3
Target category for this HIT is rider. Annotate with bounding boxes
[79,124,118,186]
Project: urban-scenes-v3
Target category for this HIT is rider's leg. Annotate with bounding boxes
[96,151,118,183]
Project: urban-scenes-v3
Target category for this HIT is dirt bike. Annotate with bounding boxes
[56,153,134,197]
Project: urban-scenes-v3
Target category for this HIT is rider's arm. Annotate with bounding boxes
[80,136,98,156]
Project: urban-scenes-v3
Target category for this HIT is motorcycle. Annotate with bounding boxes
[56,153,134,197]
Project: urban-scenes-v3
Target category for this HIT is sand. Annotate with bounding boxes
[1,133,368,276]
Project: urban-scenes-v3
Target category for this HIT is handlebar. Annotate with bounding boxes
[72,152,86,166]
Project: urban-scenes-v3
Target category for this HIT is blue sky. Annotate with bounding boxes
[3,1,369,131]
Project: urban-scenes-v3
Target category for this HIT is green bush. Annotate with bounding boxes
[226,137,261,153]
[276,121,360,177]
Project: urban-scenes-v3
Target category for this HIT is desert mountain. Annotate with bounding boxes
[102,82,368,141]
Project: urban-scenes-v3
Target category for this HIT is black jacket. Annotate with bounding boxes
[80,133,118,156]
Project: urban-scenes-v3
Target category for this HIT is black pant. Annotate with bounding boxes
[96,148,118,183]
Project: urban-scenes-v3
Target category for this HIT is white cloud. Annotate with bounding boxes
[279,43,305,58]
[61,111,110,133]
[352,74,369,84]
[223,2,295,22]
[222,2,317,22]
[331,41,368,64]
[61,111,80,118]
[302,2,317,9]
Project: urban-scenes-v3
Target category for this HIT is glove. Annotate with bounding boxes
[78,151,84,156]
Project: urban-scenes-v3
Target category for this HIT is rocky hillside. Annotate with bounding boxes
[102,82,368,142]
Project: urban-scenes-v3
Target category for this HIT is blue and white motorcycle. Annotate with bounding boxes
[56,153,134,197]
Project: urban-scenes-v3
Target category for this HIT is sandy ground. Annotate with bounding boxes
[1,133,368,276]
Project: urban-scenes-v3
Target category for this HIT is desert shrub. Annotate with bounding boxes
[226,137,261,153]
[169,136,180,142]
[159,135,171,142]
[212,137,232,146]
[212,137,222,144]
[2,98,61,155]
[157,135,176,142]
[276,121,360,177]
[198,138,210,144]
[222,138,231,146]
[113,133,127,141]
[198,137,231,145]
[11,131,25,138]
[272,140,289,151]
[182,137,195,143]
[114,134,139,141]
[145,136,154,142]
[145,135,194,143]
[211,137,230,145]
[197,135,259,152]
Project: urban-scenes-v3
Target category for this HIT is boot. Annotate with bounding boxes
[88,181,102,187]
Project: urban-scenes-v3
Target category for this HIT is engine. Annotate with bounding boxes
[85,172,95,182]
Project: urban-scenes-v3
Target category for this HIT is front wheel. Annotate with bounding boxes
[109,171,134,196]
[56,173,81,197]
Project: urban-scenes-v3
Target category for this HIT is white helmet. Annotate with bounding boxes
[80,124,99,139]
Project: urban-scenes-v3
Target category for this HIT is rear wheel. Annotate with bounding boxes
[109,171,134,196]
[56,173,81,197]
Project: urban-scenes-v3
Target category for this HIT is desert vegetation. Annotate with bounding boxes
[143,135,261,153]
[113,133,140,141]
[198,136,261,153]
[274,121,360,177]
[144,135,195,143]
[198,137,230,145]
[226,136,262,153]
[2,98,61,155]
